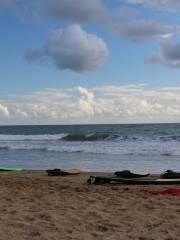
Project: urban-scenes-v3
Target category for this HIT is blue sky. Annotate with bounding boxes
[1,0,180,124]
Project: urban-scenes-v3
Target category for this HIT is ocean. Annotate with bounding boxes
[0,124,180,172]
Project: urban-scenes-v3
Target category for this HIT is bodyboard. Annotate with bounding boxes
[0,167,22,172]
[114,170,150,178]
[65,168,80,175]
[132,171,150,176]
[47,168,80,176]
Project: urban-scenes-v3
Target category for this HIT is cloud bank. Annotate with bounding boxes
[25,25,109,73]
[1,84,180,125]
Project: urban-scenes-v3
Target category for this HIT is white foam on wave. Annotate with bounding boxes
[0,131,180,157]
[0,133,67,141]
[0,139,180,157]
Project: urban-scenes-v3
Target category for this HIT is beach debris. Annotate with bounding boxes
[140,188,180,196]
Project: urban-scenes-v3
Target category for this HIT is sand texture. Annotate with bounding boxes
[0,171,180,240]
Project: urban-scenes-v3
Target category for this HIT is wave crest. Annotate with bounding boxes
[0,134,67,141]
[62,133,111,141]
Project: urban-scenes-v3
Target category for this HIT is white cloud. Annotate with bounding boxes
[78,86,96,116]
[1,84,180,124]
[25,25,109,73]
[0,104,10,117]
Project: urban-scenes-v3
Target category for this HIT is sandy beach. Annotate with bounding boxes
[0,171,179,240]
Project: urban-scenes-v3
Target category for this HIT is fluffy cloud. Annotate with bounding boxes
[25,25,109,73]
[0,104,10,117]
[1,84,180,124]
[2,0,180,72]
[146,41,180,68]
[128,0,180,11]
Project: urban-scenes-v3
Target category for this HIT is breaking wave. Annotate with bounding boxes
[1,129,180,143]
[0,134,67,141]
[0,133,119,142]
[61,133,112,141]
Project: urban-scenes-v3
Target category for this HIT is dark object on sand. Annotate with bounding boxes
[47,168,80,176]
[87,175,180,185]
[87,176,112,184]
[140,188,180,196]
[114,170,149,178]
[161,170,180,179]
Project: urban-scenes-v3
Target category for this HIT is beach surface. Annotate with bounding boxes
[0,171,180,240]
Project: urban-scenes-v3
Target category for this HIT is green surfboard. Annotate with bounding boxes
[0,167,22,172]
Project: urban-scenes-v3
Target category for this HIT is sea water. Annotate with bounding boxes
[0,124,180,172]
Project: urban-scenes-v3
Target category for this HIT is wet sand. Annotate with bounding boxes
[0,171,180,240]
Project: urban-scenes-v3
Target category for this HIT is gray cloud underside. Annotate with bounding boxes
[34,0,174,43]
[0,0,108,23]
[128,0,180,11]
[2,0,180,43]
[34,0,108,23]
[3,0,180,72]
[24,25,109,73]
[106,17,179,42]
[1,85,180,124]
[34,1,180,42]
[146,41,180,68]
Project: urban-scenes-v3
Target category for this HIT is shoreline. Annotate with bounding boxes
[0,170,180,239]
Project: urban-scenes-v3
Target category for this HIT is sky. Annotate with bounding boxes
[1,0,180,124]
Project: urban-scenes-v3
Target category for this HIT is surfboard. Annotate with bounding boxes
[47,168,80,176]
[114,170,149,178]
[0,167,23,172]
[88,176,180,185]
[65,168,80,175]
[133,171,150,176]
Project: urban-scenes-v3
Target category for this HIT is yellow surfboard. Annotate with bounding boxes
[65,168,81,175]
